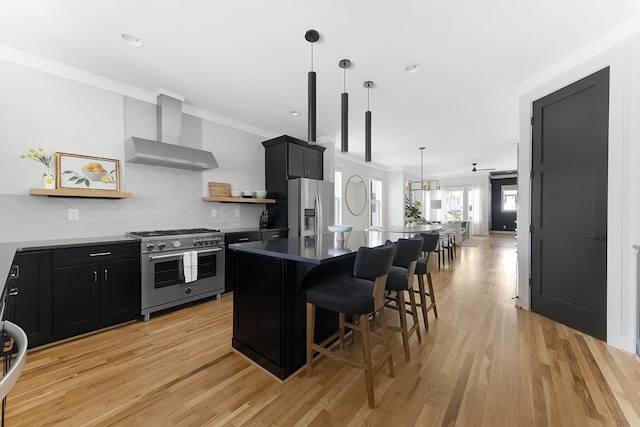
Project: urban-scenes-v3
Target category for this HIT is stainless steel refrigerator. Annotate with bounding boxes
[288,178,335,237]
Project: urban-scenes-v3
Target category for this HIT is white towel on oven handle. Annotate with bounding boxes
[183,251,198,283]
[190,250,198,282]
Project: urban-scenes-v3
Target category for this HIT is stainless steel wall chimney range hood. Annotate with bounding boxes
[125,94,219,171]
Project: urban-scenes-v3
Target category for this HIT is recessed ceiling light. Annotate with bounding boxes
[289,111,301,117]
[119,33,143,48]
[402,63,420,74]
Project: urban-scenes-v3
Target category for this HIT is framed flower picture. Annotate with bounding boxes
[56,153,120,191]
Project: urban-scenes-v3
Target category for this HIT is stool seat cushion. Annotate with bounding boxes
[386,266,410,291]
[414,258,427,275]
[307,276,375,315]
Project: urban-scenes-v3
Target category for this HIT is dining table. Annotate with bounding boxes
[366,223,443,236]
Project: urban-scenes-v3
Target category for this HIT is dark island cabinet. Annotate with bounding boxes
[224,229,287,293]
[52,242,140,340]
[8,250,54,348]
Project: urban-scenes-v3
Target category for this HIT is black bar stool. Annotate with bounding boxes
[384,235,424,361]
[414,232,440,330]
[306,240,396,408]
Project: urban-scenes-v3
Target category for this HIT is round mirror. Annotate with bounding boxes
[345,175,367,216]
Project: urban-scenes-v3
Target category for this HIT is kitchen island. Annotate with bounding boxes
[229,230,427,380]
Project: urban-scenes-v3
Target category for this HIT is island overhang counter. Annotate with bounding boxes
[228,230,425,380]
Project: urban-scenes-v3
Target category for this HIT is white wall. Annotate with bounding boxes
[0,58,269,241]
[334,156,387,230]
[516,33,640,353]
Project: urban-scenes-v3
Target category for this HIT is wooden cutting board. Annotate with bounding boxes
[208,182,231,197]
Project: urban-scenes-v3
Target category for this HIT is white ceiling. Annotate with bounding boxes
[2,0,640,177]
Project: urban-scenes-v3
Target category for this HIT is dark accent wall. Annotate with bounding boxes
[491,177,517,231]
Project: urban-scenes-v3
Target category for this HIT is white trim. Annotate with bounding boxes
[517,35,639,354]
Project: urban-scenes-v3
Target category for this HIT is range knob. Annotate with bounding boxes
[158,241,166,249]
[172,240,182,248]
[146,242,155,250]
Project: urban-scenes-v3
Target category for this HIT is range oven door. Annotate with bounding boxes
[141,247,225,318]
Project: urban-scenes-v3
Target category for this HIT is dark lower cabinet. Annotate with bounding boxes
[8,241,140,348]
[100,258,140,326]
[8,250,54,348]
[53,263,101,339]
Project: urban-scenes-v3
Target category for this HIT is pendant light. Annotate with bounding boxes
[339,59,351,153]
[305,29,320,143]
[363,81,374,162]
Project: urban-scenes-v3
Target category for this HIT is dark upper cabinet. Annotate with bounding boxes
[263,135,325,228]
[8,250,54,348]
[288,142,323,179]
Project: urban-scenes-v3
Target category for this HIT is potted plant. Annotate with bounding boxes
[404,197,422,226]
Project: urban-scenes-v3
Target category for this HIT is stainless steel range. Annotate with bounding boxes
[127,228,225,321]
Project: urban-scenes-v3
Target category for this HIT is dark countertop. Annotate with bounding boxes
[1,235,138,295]
[223,227,287,234]
[229,230,406,265]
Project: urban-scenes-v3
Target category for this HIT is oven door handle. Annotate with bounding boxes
[148,247,222,261]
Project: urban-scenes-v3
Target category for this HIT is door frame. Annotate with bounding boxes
[515,43,636,353]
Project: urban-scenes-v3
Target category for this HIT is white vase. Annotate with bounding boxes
[42,167,55,189]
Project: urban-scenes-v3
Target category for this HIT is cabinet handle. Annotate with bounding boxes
[267,235,279,239]
[238,238,250,241]
[9,265,19,279]
[94,271,98,282]
[90,252,112,257]
[104,269,108,281]
[8,288,18,297]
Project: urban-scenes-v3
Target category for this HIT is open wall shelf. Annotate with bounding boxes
[29,188,132,199]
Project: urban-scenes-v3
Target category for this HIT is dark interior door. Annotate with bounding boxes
[531,67,609,340]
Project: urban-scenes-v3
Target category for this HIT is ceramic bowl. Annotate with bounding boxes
[242,190,253,198]
[231,190,242,198]
[255,190,267,199]
[328,225,353,233]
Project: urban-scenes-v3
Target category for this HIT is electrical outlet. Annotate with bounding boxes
[68,208,79,221]
[211,208,217,217]
[235,209,240,217]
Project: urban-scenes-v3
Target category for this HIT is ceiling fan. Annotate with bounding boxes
[471,163,496,172]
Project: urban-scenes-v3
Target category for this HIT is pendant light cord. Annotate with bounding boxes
[367,86,370,110]
[343,67,346,93]
[310,43,314,71]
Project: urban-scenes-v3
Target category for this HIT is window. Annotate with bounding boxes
[502,185,518,212]
[443,189,464,221]
[369,178,382,228]
[334,170,343,224]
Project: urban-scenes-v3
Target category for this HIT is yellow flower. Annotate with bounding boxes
[21,148,56,168]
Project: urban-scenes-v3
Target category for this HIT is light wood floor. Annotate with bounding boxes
[6,235,640,426]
